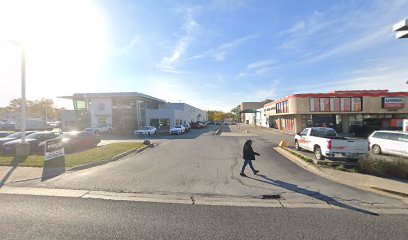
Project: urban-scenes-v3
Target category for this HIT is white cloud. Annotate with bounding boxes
[298,26,391,65]
[247,59,278,69]
[210,0,249,12]
[279,21,305,35]
[157,5,200,72]
[236,58,279,79]
[188,34,258,62]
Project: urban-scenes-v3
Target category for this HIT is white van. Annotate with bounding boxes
[368,131,408,157]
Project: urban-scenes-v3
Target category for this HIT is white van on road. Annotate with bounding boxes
[368,131,408,157]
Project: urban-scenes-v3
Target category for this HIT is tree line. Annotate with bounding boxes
[0,98,64,121]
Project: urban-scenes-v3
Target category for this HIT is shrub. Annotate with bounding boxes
[358,158,408,180]
[335,164,346,171]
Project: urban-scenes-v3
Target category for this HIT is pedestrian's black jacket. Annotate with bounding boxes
[243,144,259,160]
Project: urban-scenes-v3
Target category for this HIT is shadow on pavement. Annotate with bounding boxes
[246,174,378,216]
[0,157,27,188]
[222,124,232,132]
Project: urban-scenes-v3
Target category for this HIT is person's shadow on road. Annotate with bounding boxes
[246,174,378,216]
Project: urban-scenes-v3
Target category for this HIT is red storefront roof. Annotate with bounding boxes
[264,90,408,107]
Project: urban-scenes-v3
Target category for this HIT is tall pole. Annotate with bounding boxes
[21,46,26,144]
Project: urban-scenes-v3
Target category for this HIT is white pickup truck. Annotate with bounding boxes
[294,127,368,160]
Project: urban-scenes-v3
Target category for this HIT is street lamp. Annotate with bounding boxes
[10,40,30,157]
[393,19,408,39]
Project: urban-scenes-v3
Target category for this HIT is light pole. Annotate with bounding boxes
[10,40,30,157]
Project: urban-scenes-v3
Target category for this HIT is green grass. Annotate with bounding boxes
[335,164,346,171]
[0,142,146,168]
[282,147,314,163]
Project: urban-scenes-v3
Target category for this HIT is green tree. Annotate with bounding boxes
[5,98,62,121]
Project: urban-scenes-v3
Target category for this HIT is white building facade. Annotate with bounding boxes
[255,107,269,127]
[60,92,206,132]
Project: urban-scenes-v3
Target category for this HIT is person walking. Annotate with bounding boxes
[240,139,260,177]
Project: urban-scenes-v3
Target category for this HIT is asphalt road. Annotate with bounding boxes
[0,194,407,240]
[12,124,408,213]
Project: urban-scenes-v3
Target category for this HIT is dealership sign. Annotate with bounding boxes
[383,97,405,109]
[44,138,65,161]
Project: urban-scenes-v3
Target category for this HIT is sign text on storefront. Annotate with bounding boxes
[383,97,405,109]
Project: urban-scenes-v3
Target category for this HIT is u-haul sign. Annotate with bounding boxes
[383,97,405,109]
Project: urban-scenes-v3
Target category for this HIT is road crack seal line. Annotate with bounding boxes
[330,197,386,206]
[230,155,270,191]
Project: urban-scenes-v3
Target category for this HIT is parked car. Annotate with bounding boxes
[0,131,36,152]
[46,131,101,153]
[294,127,368,160]
[368,130,408,157]
[183,124,191,132]
[198,122,207,127]
[2,131,60,155]
[190,122,202,129]
[133,126,157,135]
[170,125,185,135]
[85,124,113,134]
[0,131,14,138]
[0,121,16,131]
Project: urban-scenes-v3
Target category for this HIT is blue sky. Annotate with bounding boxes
[1,0,408,111]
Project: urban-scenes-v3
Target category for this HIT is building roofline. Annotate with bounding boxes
[58,92,166,103]
[264,90,408,106]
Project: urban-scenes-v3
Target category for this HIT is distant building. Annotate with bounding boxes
[240,102,264,123]
[264,90,408,137]
[59,92,207,132]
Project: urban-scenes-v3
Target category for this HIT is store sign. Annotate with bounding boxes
[383,97,405,109]
[44,138,64,161]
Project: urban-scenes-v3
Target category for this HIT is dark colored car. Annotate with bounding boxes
[190,122,203,129]
[56,131,100,153]
[2,131,59,155]
[0,131,14,138]
[0,131,36,153]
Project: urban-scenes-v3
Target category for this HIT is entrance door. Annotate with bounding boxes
[312,115,336,129]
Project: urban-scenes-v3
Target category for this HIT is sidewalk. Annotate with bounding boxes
[237,123,296,135]
[0,166,43,186]
[275,147,408,201]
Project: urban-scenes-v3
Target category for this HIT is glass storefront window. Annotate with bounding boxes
[310,98,320,112]
[351,98,362,112]
[329,98,340,112]
[341,98,351,112]
[320,98,330,112]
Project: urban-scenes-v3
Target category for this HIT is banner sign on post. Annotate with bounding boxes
[383,97,405,109]
[44,138,64,161]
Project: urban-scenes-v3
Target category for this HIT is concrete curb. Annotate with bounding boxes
[68,144,153,172]
[1,186,407,214]
[274,147,408,201]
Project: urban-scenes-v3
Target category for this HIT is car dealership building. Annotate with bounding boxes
[263,90,408,136]
[60,92,207,132]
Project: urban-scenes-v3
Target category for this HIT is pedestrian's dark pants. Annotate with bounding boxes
[241,159,255,174]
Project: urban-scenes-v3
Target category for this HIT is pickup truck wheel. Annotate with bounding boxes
[314,146,324,160]
[372,145,382,155]
[295,140,301,151]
